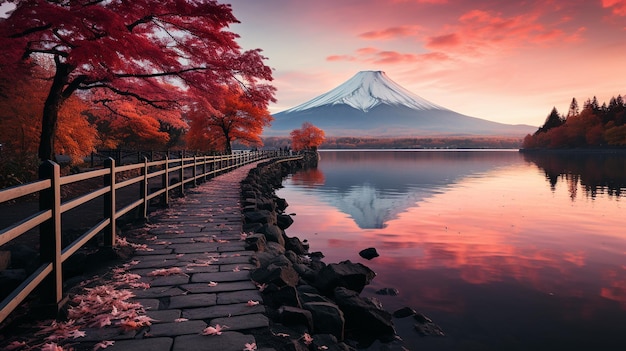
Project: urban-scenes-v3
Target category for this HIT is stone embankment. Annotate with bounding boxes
[240,153,398,350]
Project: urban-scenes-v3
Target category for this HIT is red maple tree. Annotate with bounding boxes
[290,122,326,151]
[0,0,275,161]
[186,85,273,154]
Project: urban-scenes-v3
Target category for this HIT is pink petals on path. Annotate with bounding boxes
[202,324,228,335]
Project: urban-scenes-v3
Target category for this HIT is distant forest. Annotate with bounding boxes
[522,95,626,149]
[262,136,524,150]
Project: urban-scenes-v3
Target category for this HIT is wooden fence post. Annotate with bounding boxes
[162,156,170,206]
[103,158,116,247]
[202,156,208,181]
[38,160,63,312]
[140,157,148,220]
[179,156,185,196]
[193,155,197,187]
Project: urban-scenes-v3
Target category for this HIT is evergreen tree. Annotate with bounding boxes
[567,97,579,118]
[536,107,564,134]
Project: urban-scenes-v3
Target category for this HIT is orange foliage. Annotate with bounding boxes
[186,86,273,153]
[89,97,184,150]
[523,95,625,149]
[290,122,325,151]
[0,67,98,164]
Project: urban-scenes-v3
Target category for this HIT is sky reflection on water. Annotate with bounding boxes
[277,150,626,350]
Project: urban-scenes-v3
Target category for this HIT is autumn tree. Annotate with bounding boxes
[0,0,274,161]
[186,85,273,154]
[290,122,326,151]
[0,64,98,164]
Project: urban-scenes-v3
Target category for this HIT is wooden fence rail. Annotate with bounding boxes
[0,150,302,324]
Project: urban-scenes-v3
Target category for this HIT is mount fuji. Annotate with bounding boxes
[265,71,536,137]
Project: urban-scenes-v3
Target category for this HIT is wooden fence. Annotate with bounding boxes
[0,150,302,324]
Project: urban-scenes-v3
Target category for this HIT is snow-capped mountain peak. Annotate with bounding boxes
[282,70,447,113]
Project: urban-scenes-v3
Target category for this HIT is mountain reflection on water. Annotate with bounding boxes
[293,150,521,228]
[278,150,626,350]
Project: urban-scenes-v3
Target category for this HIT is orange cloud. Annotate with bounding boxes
[391,0,448,3]
[425,9,577,55]
[326,47,450,65]
[427,33,461,49]
[602,0,626,16]
[359,25,421,40]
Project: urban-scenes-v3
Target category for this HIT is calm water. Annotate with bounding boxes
[276,150,626,351]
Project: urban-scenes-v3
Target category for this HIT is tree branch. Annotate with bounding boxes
[9,23,53,38]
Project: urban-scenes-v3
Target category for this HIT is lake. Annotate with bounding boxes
[276,149,626,351]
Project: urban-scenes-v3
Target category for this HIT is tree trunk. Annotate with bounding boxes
[38,60,71,161]
[222,126,232,154]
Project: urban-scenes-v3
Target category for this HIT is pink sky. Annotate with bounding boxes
[228,0,626,126]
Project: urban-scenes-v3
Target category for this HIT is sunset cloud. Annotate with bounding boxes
[229,0,626,126]
[424,9,578,55]
[327,48,451,65]
[602,0,626,16]
[359,25,421,40]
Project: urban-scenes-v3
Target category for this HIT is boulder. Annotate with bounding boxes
[285,236,308,255]
[263,285,301,309]
[314,260,376,294]
[311,334,356,351]
[375,287,399,296]
[277,214,294,230]
[275,197,289,212]
[258,224,285,247]
[303,301,345,340]
[392,307,416,318]
[333,287,394,339]
[244,210,274,225]
[279,306,314,331]
[244,233,267,252]
[358,247,379,260]
[250,265,299,288]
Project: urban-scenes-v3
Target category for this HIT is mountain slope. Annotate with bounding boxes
[266,70,536,137]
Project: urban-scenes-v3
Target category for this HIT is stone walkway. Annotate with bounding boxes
[94,162,270,351]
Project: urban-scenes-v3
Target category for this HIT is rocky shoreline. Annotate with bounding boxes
[239,154,444,350]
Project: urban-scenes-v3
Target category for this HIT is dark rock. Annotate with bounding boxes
[258,224,285,247]
[244,233,267,252]
[277,214,294,230]
[250,265,299,288]
[275,197,289,212]
[268,254,293,268]
[333,287,395,340]
[292,263,317,281]
[263,285,301,309]
[265,242,286,256]
[279,306,314,331]
[244,210,275,225]
[299,292,334,305]
[303,301,345,340]
[358,247,379,260]
[392,307,416,318]
[252,251,275,268]
[282,339,310,351]
[297,284,320,295]
[256,195,277,211]
[314,260,376,294]
[284,250,300,264]
[285,236,308,255]
[312,334,357,351]
[414,313,445,337]
[375,287,399,296]
[242,222,263,233]
[310,251,325,259]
